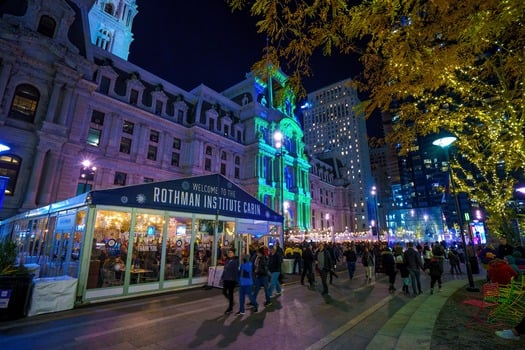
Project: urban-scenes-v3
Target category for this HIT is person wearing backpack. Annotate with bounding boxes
[235,256,258,315]
[253,247,272,307]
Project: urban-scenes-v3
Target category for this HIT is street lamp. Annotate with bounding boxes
[273,130,285,246]
[0,143,10,212]
[80,160,96,193]
[433,135,479,292]
[371,186,380,242]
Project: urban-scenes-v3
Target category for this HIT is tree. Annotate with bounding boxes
[227,0,525,240]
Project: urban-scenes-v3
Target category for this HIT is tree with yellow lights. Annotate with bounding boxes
[227,0,525,241]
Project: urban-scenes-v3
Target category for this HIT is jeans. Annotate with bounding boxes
[347,261,356,279]
[408,268,422,294]
[222,280,236,311]
[239,284,258,312]
[268,271,282,296]
[301,261,314,285]
[254,274,271,303]
[320,268,329,294]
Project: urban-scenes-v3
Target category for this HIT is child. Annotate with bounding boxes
[428,257,443,294]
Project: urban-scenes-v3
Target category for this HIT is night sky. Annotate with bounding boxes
[128,0,380,136]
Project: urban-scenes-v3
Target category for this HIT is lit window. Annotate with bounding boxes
[9,84,39,123]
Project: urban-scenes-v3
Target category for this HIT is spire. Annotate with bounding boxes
[88,0,138,60]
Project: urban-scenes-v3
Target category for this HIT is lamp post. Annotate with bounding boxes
[80,160,97,193]
[273,130,285,246]
[371,186,380,242]
[0,143,10,212]
[433,136,479,292]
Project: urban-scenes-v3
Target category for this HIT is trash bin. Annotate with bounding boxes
[0,275,33,322]
[469,257,480,274]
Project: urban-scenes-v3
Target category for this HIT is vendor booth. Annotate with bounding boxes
[0,174,282,306]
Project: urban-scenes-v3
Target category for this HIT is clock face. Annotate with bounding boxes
[107,239,116,247]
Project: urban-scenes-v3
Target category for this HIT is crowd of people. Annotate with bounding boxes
[219,237,524,342]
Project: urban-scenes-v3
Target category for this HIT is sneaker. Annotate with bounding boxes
[235,311,245,316]
[275,291,282,296]
[495,330,520,340]
[264,301,272,307]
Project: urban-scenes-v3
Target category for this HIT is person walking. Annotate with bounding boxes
[268,246,283,297]
[394,246,410,295]
[428,256,443,294]
[343,244,358,280]
[404,242,424,295]
[448,248,462,274]
[382,247,397,293]
[362,246,374,281]
[315,242,334,295]
[222,248,239,315]
[235,256,258,315]
[301,243,315,288]
[292,244,302,275]
[253,247,272,307]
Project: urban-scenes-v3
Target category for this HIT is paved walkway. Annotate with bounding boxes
[1,262,524,349]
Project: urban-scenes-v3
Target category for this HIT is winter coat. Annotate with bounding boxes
[381,250,396,276]
[239,261,254,286]
[488,259,518,285]
[222,256,239,282]
[404,248,423,270]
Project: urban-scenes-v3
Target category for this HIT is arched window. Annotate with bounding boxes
[37,15,56,38]
[205,146,213,155]
[9,84,40,123]
[0,154,21,196]
[221,151,227,161]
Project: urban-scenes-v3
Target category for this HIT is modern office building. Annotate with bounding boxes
[302,79,374,234]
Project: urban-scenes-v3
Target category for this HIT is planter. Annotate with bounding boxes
[0,275,33,322]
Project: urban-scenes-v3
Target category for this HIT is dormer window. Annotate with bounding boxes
[37,15,56,38]
[95,28,112,51]
[104,3,115,15]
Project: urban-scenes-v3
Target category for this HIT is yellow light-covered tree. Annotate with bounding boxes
[227,0,525,241]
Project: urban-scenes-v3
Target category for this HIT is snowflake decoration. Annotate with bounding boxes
[136,193,147,204]
[182,181,190,190]
[120,196,128,204]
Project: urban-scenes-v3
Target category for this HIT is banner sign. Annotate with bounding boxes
[90,174,282,222]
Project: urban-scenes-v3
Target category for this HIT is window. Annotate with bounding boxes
[234,167,240,179]
[37,15,56,38]
[209,119,215,131]
[122,121,134,134]
[99,76,110,94]
[144,177,154,183]
[221,151,227,161]
[150,130,159,143]
[220,163,226,176]
[104,3,114,15]
[155,100,163,115]
[205,158,211,171]
[205,146,212,155]
[0,155,21,195]
[9,84,39,123]
[235,156,240,165]
[87,128,101,147]
[114,172,127,186]
[147,145,157,161]
[171,152,179,166]
[130,89,139,105]
[173,138,181,150]
[177,110,184,123]
[120,137,131,154]
[91,110,105,125]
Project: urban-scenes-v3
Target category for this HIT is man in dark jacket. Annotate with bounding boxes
[301,244,315,288]
[253,247,272,307]
[222,248,239,314]
[315,243,333,295]
[404,242,423,295]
